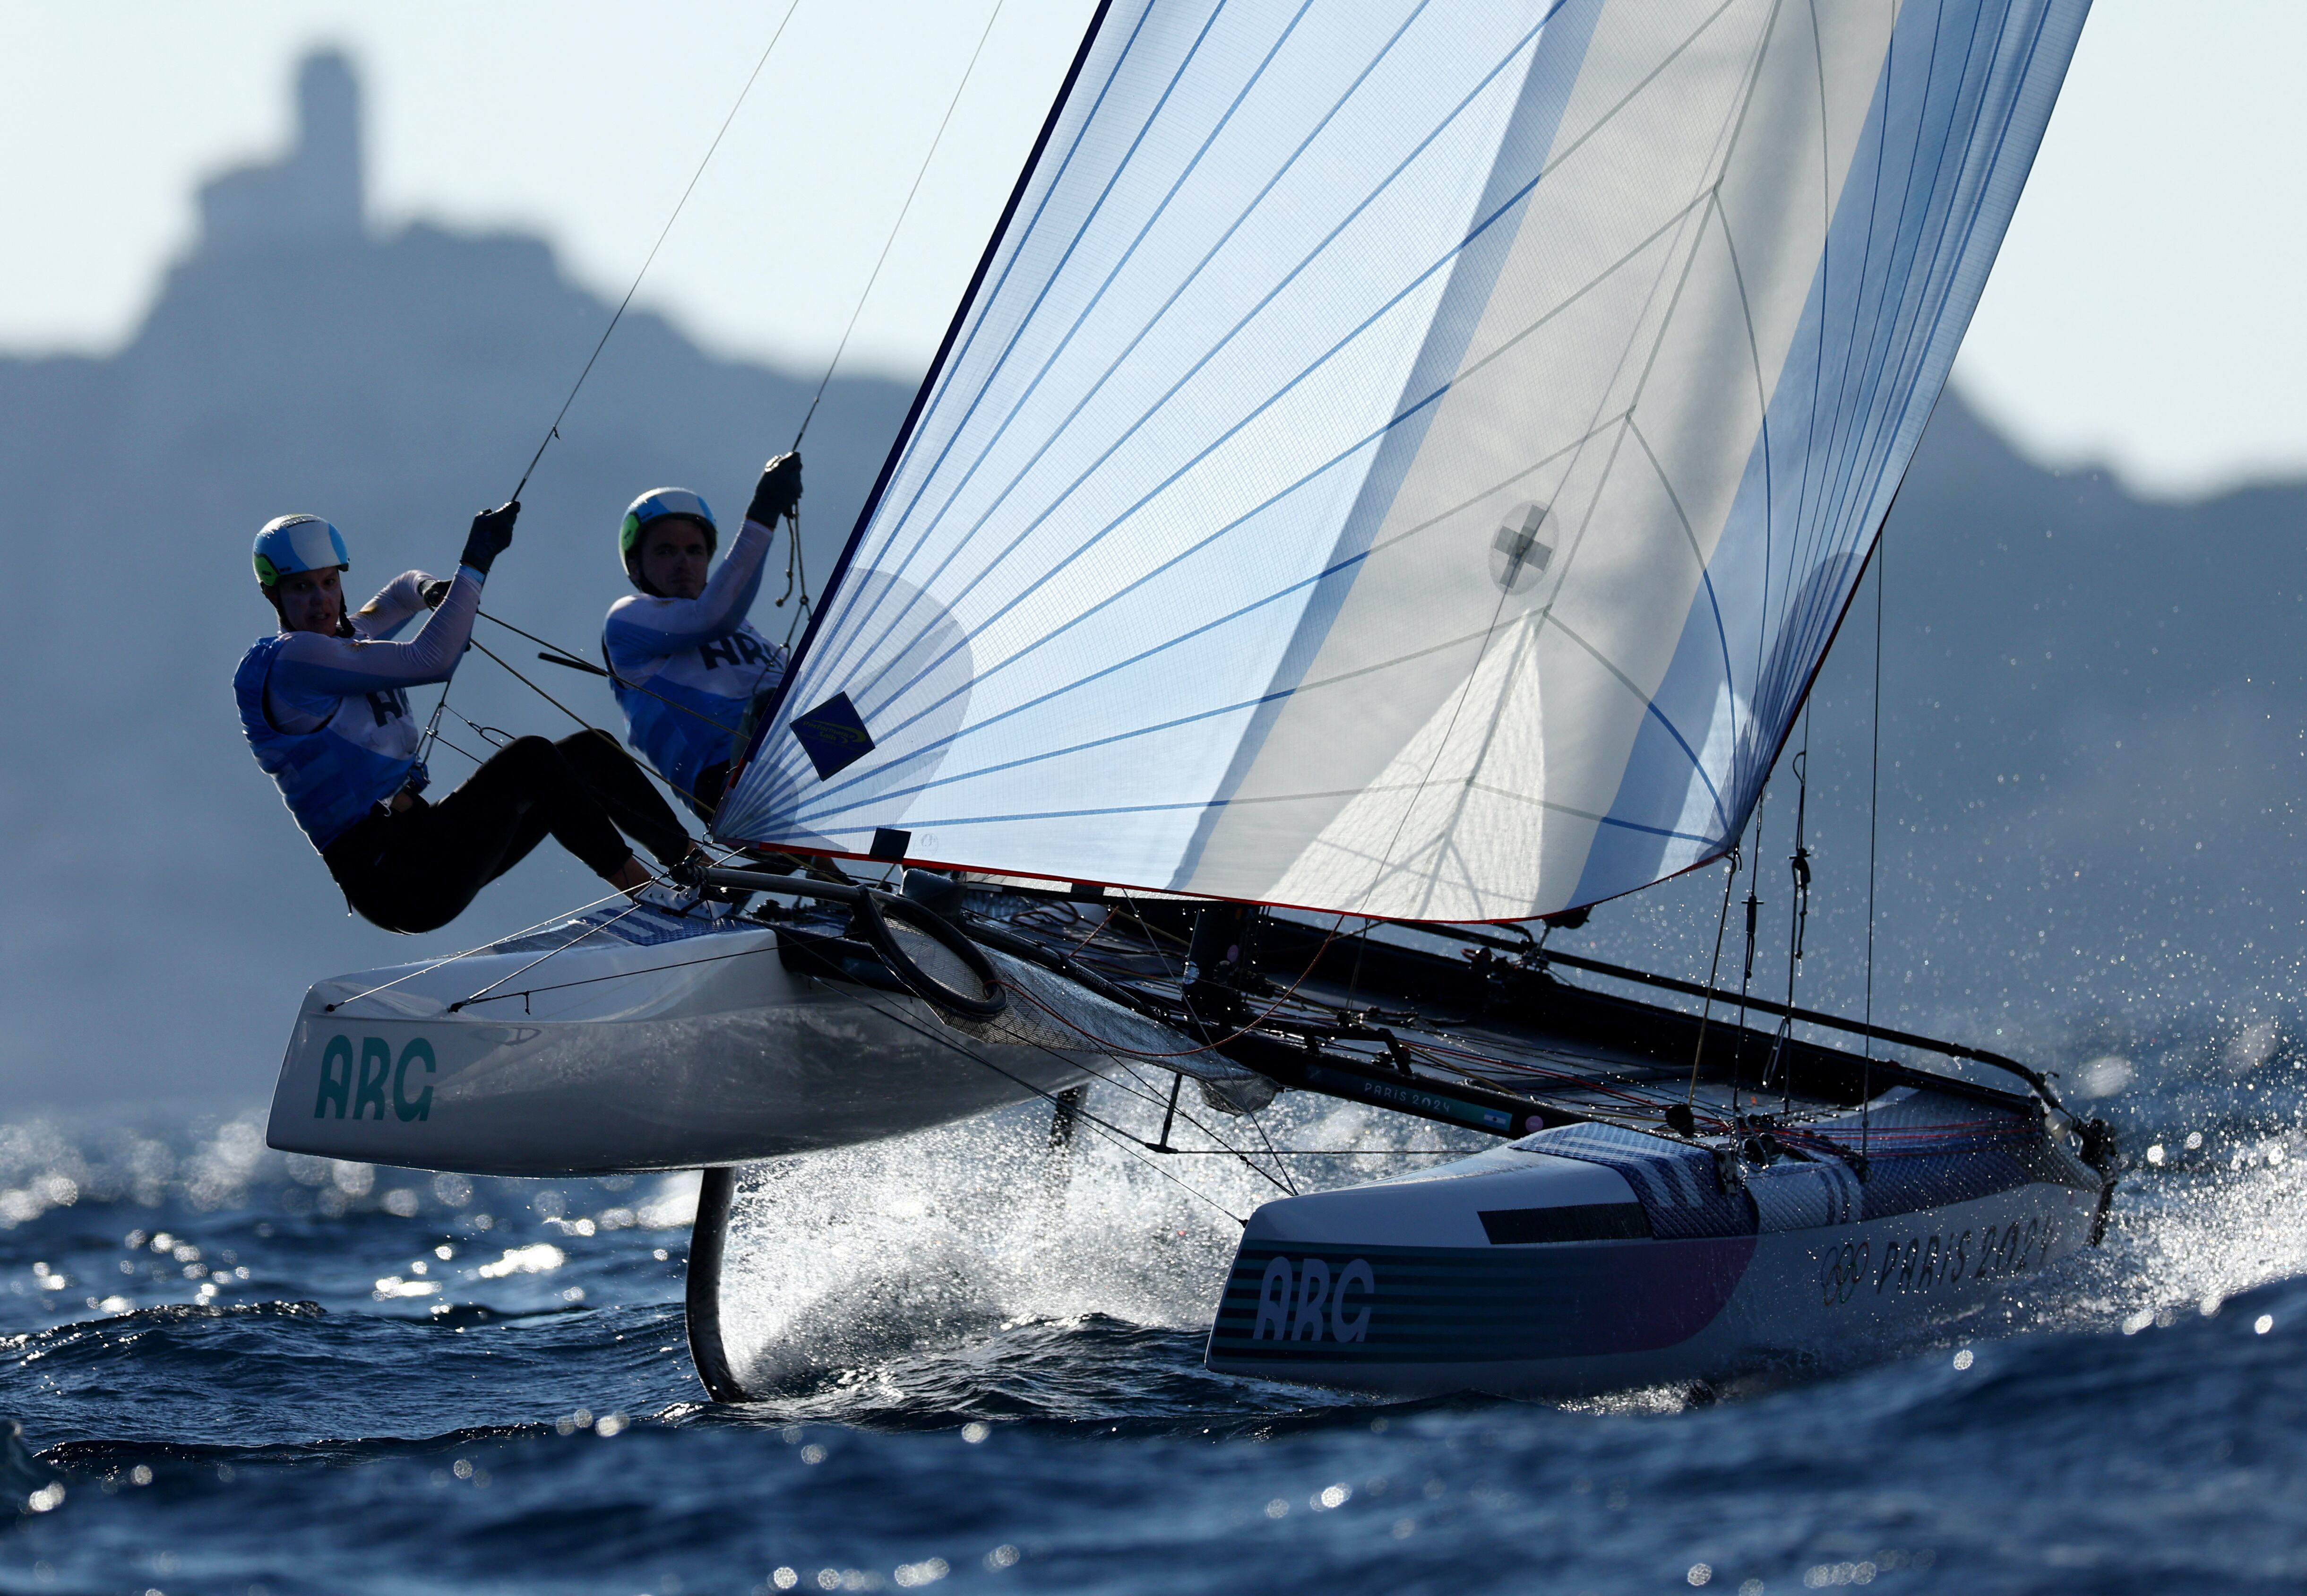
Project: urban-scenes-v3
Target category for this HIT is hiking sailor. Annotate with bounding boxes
[234,503,711,932]
[602,453,802,820]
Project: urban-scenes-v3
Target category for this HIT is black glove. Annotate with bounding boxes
[746,453,803,526]
[459,500,519,576]
[419,576,454,608]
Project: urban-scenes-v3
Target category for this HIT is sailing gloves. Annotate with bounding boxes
[419,577,454,608]
[459,500,520,576]
[746,453,804,527]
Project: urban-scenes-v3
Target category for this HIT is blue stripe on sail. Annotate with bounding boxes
[819,8,1569,726]
[792,390,1436,819]
[1570,0,2083,909]
[804,0,1240,695]
[791,799,1717,848]
[792,60,1598,800]
[721,0,1150,818]
[1170,0,1600,894]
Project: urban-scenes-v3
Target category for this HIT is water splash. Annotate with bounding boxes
[713,1082,1482,1397]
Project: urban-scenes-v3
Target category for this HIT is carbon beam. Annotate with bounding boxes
[1251,917,2041,1118]
[1214,1030,1579,1140]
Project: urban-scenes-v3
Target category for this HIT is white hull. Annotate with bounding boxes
[265,916,1113,1177]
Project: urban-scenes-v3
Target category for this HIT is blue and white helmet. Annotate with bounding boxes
[253,514,350,587]
[619,487,716,590]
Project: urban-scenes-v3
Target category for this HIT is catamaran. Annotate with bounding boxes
[267,0,2113,1400]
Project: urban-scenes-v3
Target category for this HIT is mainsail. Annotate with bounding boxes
[717,0,2089,921]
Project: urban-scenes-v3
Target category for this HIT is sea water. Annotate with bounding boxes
[2,1021,2303,1595]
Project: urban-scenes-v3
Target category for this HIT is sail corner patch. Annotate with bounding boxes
[790,692,874,780]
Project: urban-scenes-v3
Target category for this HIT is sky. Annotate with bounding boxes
[1,0,2299,497]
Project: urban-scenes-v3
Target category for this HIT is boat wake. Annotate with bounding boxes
[2049,1104,2307,1337]
[711,1085,1485,1399]
[708,1033,2307,1410]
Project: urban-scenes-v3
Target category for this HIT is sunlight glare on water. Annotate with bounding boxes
[0,1011,2304,1592]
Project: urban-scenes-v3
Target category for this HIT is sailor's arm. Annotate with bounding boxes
[270,566,484,697]
[604,453,799,664]
[605,518,773,660]
[352,570,440,640]
[266,500,514,699]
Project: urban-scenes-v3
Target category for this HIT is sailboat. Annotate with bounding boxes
[267,0,2115,1399]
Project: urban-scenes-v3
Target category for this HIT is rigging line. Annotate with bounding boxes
[780,520,811,650]
[450,932,787,1008]
[790,0,1008,453]
[981,973,1295,1196]
[468,635,600,733]
[415,681,452,767]
[321,884,641,1012]
[999,1012,1242,1147]
[1731,791,1766,1107]
[446,704,516,750]
[427,731,487,768]
[835,984,1246,1224]
[450,901,662,1012]
[1683,845,1742,1109]
[1007,1033,1294,1198]
[1067,906,1119,954]
[1774,704,1813,1114]
[463,635,713,812]
[446,845,747,1014]
[476,609,745,739]
[509,0,806,501]
[1234,1090,1299,1199]
[1862,524,1884,1157]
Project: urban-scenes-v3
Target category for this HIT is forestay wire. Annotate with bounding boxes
[788,0,1009,454]
[508,0,807,503]
[467,0,1010,756]
[418,1,807,770]
[415,1,1014,992]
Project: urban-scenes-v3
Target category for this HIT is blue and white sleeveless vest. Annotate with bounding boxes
[611,620,783,804]
[234,634,427,852]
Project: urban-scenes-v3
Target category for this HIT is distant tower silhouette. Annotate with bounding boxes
[197,50,367,252]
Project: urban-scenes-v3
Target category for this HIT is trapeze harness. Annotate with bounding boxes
[602,516,786,819]
[235,568,692,934]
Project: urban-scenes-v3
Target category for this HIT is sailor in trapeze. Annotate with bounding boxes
[601,452,803,820]
[233,501,711,932]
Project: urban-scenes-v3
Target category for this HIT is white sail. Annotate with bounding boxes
[717,0,2089,921]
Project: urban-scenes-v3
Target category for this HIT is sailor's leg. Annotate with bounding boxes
[425,736,634,899]
[670,760,729,827]
[325,794,526,936]
[327,738,644,932]
[555,729,698,866]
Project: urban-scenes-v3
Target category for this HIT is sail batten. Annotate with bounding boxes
[718,0,2090,922]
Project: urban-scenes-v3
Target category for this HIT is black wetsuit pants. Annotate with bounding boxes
[323,731,693,934]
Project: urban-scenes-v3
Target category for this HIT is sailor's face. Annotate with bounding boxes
[276,566,345,634]
[640,518,713,600]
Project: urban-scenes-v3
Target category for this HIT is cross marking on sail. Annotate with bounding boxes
[1492,505,1554,592]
